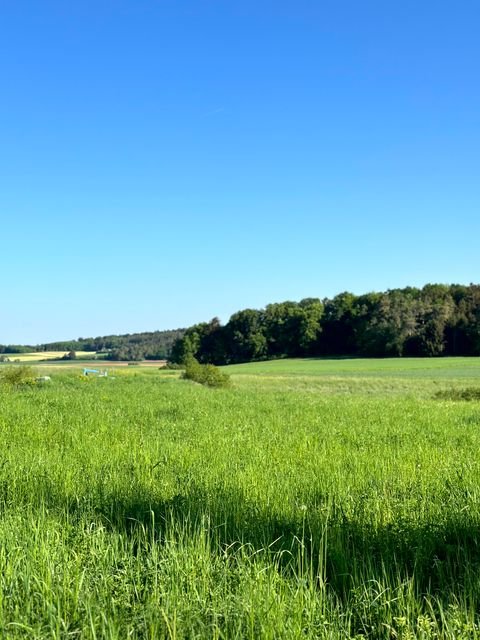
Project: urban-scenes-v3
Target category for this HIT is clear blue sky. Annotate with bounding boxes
[1,1,479,344]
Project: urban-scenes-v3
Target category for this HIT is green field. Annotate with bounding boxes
[1,358,480,638]
[225,356,480,378]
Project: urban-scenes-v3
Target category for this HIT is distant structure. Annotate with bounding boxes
[83,368,108,377]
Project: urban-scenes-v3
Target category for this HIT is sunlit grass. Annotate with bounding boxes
[224,356,480,378]
[0,359,479,637]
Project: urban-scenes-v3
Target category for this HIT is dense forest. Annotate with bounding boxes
[170,284,480,364]
[2,284,480,363]
[0,329,185,361]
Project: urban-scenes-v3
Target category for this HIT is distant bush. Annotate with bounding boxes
[434,387,480,401]
[182,357,231,388]
[161,362,184,370]
[0,365,37,388]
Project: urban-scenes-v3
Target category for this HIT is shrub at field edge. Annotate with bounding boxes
[182,357,231,388]
[0,365,37,388]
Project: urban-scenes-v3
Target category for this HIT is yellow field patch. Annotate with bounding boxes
[1,351,96,362]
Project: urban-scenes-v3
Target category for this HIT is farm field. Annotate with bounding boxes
[224,356,480,378]
[0,354,167,368]
[0,358,480,638]
[1,351,98,362]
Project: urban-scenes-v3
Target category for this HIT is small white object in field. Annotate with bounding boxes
[36,376,51,382]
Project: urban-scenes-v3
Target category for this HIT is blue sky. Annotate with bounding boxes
[1,1,479,343]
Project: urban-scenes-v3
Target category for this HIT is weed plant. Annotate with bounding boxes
[0,364,37,387]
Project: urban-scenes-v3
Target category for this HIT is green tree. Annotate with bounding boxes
[405,285,454,356]
[170,319,222,364]
[224,309,267,363]
[358,289,419,356]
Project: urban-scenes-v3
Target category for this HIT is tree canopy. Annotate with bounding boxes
[170,284,480,364]
[3,284,480,363]
[0,329,186,362]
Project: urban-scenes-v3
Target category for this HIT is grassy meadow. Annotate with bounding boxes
[0,358,480,638]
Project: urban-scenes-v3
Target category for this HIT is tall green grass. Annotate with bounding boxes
[0,361,479,637]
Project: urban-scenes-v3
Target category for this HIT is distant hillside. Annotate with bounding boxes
[0,329,186,361]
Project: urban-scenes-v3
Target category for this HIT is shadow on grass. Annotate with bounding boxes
[11,470,479,610]
[79,482,480,603]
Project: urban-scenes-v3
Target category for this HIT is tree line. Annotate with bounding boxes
[0,345,34,354]
[170,284,480,365]
[0,329,186,361]
[2,284,479,363]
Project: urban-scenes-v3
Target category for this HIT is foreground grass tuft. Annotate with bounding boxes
[0,364,37,388]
